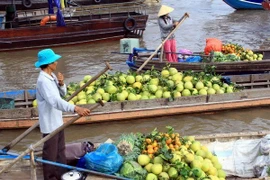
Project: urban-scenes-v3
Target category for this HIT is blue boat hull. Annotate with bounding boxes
[223,0,263,9]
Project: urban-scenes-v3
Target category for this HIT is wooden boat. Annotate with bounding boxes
[0,2,148,52]
[0,73,270,129]
[0,131,269,179]
[0,0,145,11]
[126,48,270,75]
[223,0,263,10]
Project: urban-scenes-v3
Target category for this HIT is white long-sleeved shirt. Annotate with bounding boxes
[36,71,75,134]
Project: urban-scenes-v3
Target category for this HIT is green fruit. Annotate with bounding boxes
[83,75,92,82]
[169,67,178,76]
[155,90,163,98]
[184,153,194,163]
[161,70,170,78]
[207,88,216,95]
[184,81,193,90]
[146,173,158,180]
[149,78,159,86]
[217,169,226,178]
[153,156,164,164]
[151,164,163,175]
[195,81,204,90]
[176,83,184,92]
[162,163,170,172]
[163,91,171,98]
[126,75,135,84]
[96,88,105,95]
[190,141,201,152]
[135,75,143,82]
[199,88,207,95]
[102,93,110,101]
[182,89,191,96]
[92,93,102,102]
[133,82,142,89]
[212,84,220,91]
[149,84,158,93]
[145,163,153,172]
[138,154,151,166]
[87,99,96,104]
[32,99,38,107]
[128,93,137,101]
[168,167,178,178]
[158,172,169,180]
[117,93,126,101]
[106,85,117,94]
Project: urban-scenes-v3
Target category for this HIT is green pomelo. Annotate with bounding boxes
[146,173,158,180]
[158,172,169,180]
[153,156,164,164]
[138,154,150,166]
[151,164,163,175]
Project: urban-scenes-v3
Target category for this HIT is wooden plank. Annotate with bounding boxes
[0,108,32,119]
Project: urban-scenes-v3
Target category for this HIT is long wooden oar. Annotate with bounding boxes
[136,12,189,73]
[1,62,112,153]
[0,100,104,175]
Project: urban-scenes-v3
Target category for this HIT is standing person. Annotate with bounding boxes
[158,5,179,62]
[34,48,91,180]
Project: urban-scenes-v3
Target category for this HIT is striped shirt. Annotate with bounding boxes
[36,71,75,134]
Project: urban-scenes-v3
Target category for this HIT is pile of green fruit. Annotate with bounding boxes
[116,126,226,180]
[66,67,238,105]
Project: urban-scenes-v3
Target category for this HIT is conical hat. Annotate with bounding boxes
[158,5,174,17]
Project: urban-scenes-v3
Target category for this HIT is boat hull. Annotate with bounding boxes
[0,131,268,179]
[223,0,263,10]
[0,88,270,129]
[0,0,143,11]
[0,11,148,51]
[127,49,270,75]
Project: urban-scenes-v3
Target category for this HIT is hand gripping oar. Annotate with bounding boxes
[1,62,112,153]
[0,100,104,175]
[136,13,189,73]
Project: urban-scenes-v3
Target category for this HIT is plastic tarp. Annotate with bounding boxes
[206,137,263,178]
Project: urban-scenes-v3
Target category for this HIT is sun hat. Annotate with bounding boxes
[158,5,174,17]
[35,49,62,68]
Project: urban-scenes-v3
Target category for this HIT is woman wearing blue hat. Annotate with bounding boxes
[35,48,91,180]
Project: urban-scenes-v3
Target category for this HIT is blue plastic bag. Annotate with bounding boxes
[83,143,123,174]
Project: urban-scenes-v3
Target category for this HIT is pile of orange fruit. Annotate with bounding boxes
[221,43,244,56]
[141,132,182,159]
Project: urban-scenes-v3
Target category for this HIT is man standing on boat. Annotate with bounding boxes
[158,5,179,62]
[34,48,91,180]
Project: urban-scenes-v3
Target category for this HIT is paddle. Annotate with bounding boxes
[1,62,112,153]
[0,100,104,175]
[136,12,189,73]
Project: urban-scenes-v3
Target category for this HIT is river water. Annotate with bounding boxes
[0,0,270,151]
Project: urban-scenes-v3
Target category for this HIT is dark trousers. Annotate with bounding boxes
[42,130,67,180]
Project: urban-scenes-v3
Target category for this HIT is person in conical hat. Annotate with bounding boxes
[158,5,179,62]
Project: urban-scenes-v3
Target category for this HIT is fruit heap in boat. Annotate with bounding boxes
[63,67,238,105]
[114,126,226,180]
[209,43,263,62]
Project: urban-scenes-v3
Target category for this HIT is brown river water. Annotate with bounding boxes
[0,0,270,151]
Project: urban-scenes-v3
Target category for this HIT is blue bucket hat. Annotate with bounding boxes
[35,49,62,68]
